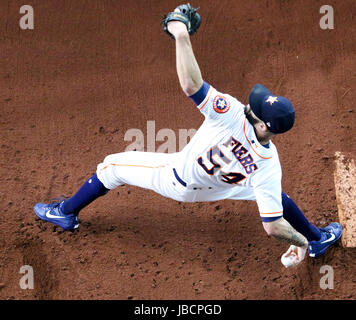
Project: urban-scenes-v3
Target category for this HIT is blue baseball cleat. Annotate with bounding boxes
[308,222,342,258]
[34,199,79,231]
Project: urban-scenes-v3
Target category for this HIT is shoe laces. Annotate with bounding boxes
[48,195,68,210]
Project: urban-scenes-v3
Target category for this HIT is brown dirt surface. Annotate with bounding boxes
[0,0,355,300]
[334,152,356,247]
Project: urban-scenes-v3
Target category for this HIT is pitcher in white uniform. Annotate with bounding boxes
[34,10,342,267]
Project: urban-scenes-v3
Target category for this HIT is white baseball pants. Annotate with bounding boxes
[96,151,256,203]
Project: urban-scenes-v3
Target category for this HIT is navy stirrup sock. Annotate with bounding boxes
[282,192,321,242]
[62,173,109,214]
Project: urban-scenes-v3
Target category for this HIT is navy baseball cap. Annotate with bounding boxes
[248,84,295,134]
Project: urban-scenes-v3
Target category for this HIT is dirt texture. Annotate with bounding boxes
[0,0,355,300]
[334,152,356,248]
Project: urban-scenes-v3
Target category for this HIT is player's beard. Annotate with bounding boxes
[244,105,260,126]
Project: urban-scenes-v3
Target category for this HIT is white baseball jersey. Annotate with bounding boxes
[97,82,283,222]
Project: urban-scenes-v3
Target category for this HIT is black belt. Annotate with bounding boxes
[173,168,187,187]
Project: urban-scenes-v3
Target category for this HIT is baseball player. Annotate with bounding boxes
[34,4,342,267]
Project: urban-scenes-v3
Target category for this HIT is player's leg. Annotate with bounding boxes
[65,151,174,211]
[281,192,321,241]
[34,171,108,230]
[96,151,174,191]
[34,151,175,230]
[282,192,342,257]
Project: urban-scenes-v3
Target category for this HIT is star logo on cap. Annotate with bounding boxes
[265,96,278,105]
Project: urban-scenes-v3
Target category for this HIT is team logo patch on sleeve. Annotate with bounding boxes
[213,96,230,113]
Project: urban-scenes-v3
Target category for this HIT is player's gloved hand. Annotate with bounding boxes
[162,3,201,39]
[282,245,307,268]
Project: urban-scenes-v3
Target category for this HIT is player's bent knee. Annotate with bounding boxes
[96,153,129,189]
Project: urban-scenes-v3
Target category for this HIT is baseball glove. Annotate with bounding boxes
[162,3,201,39]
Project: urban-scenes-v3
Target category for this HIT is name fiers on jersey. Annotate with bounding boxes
[224,136,258,174]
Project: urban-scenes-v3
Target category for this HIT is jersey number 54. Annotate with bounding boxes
[197,145,246,185]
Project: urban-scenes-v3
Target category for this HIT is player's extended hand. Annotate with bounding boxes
[162,4,201,39]
[281,245,307,268]
[167,10,189,38]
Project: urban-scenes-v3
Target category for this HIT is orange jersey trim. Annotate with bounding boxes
[198,87,213,111]
[243,119,272,160]
[99,163,166,173]
[260,211,283,215]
